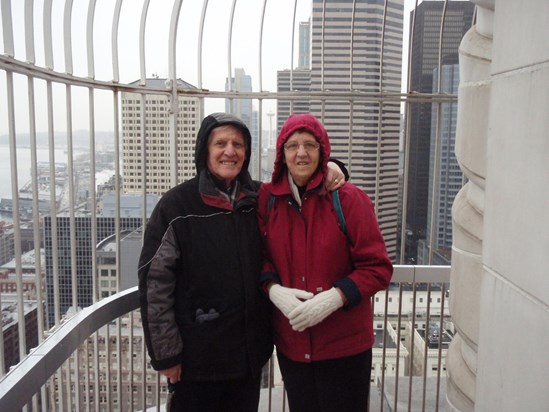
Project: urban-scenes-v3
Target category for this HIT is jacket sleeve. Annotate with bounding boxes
[333,185,393,309]
[138,201,184,371]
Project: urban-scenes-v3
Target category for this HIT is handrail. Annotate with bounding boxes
[0,287,139,411]
[0,265,450,410]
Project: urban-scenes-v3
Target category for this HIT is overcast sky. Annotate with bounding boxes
[0,0,419,135]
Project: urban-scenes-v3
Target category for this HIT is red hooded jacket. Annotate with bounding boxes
[257,114,393,362]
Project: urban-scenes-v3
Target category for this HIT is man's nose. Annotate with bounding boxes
[225,143,237,155]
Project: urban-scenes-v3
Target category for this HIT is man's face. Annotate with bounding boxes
[206,125,247,186]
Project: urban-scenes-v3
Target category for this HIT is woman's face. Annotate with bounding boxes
[283,131,321,187]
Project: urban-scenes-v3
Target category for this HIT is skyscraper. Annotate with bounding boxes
[310,0,405,259]
[405,1,474,262]
[121,78,200,195]
[276,68,311,131]
[418,63,462,265]
[298,19,311,69]
[44,216,142,327]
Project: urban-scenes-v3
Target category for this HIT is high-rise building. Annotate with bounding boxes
[298,19,311,69]
[276,68,311,132]
[277,16,312,136]
[418,63,462,265]
[225,68,260,179]
[121,78,200,195]
[44,216,143,327]
[310,0,405,259]
[405,1,474,262]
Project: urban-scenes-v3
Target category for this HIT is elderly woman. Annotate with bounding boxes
[258,113,393,412]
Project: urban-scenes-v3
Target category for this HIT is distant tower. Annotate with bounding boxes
[121,78,200,196]
[405,1,474,262]
[298,19,311,69]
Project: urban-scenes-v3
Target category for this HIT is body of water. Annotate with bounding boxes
[0,145,114,222]
[0,145,68,199]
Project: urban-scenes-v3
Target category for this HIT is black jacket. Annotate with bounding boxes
[138,113,273,381]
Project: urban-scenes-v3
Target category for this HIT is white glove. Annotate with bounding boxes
[288,288,344,332]
[268,284,314,319]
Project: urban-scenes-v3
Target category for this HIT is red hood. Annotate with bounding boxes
[271,114,331,184]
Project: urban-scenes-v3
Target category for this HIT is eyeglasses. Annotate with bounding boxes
[283,141,320,152]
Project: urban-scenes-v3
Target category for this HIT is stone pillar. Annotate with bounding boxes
[447,1,494,411]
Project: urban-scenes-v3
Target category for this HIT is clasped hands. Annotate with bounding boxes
[268,284,344,332]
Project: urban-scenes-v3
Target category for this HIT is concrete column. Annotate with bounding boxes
[447,1,494,411]
[475,0,549,410]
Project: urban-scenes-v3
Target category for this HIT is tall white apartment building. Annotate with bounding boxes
[121,78,200,196]
[310,0,404,259]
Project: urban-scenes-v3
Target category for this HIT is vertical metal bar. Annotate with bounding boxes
[407,283,417,411]
[128,312,135,410]
[43,0,54,69]
[197,0,210,116]
[227,0,237,105]
[379,287,390,412]
[27,74,48,411]
[168,0,183,189]
[7,71,28,374]
[289,0,297,113]
[46,78,64,411]
[421,284,432,412]
[142,324,147,409]
[394,284,404,411]
[46,81,60,326]
[87,0,97,79]
[155,371,161,410]
[112,0,123,83]
[89,86,99,411]
[63,0,74,74]
[84,339,90,412]
[346,1,357,173]
[399,0,420,264]
[258,0,267,92]
[65,83,79,411]
[64,358,72,410]
[434,284,447,412]
[24,0,35,63]
[116,320,122,409]
[1,0,14,57]
[320,0,326,91]
[93,331,100,412]
[140,92,148,410]
[374,0,389,214]
[139,0,151,85]
[105,327,111,410]
[347,101,354,175]
[113,88,125,409]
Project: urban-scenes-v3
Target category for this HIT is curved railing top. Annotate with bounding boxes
[0,287,140,411]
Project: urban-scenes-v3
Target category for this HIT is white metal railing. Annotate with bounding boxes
[0,265,451,411]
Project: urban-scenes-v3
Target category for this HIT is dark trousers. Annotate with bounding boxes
[169,373,261,412]
[278,349,372,412]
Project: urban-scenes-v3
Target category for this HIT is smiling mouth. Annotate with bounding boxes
[220,161,237,166]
